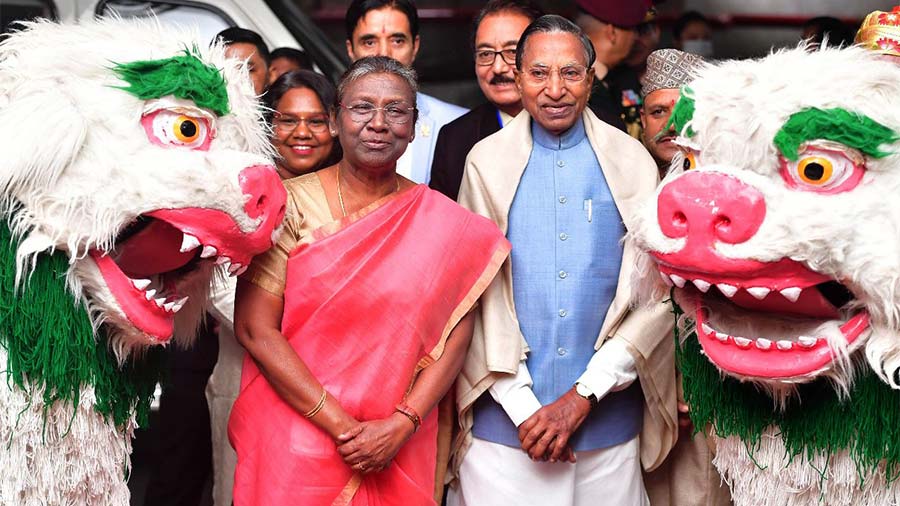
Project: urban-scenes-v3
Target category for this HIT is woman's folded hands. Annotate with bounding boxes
[335,414,416,474]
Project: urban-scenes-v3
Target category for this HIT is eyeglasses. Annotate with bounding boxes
[273,113,330,134]
[521,64,589,84]
[475,48,517,66]
[340,102,416,125]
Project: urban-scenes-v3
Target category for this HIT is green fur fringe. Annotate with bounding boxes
[112,47,230,116]
[0,221,163,429]
[666,87,696,138]
[773,107,898,161]
[673,302,900,482]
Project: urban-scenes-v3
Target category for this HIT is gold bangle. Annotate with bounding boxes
[304,389,327,418]
[394,403,421,432]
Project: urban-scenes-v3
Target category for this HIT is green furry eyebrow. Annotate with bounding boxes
[112,48,230,116]
[773,108,898,161]
[665,87,696,138]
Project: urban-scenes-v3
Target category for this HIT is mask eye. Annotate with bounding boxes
[780,145,864,193]
[141,110,212,151]
[683,151,698,170]
[173,116,201,143]
[677,149,700,171]
[796,156,833,185]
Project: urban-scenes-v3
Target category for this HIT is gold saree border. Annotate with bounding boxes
[416,242,511,374]
[331,473,362,506]
[299,184,421,247]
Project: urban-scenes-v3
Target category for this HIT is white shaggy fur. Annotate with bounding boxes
[630,45,900,388]
[0,18,272,353]
[714,429,900,506]
[0,349,133,505]
[0,19,277,504]
[628,45,900,505]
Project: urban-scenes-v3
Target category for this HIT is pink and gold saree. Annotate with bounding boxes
[228,185,509,506]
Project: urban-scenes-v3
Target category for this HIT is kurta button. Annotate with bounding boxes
[559,270,567,279]
[557,160,565,167]
[559,232,568,241]
[557,347,567,356]
[558,309,567,317]
[559,196,567,204]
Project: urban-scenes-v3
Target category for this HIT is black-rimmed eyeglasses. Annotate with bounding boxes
[474,49,517,66]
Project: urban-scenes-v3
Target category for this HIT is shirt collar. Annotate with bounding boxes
[531,115,586,150]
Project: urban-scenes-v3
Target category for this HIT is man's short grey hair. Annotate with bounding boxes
[515,14,596,70]
[335,56,418,108]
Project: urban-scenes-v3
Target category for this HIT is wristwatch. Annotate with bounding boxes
[574,382,599,406]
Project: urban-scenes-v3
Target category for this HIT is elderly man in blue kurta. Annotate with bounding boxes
[449,15,677,506]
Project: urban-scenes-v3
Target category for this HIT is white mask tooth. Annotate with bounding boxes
[180,233,201,253]
[132,279,151,290]
[669,274,686,288]
[693,279,711,293]
[755,338,772,350]
[779,287,802,303]
[717,283,738,298]
[798,336,818,348]
[776,340,793,350]
[171,296,189,312]
[200,245,218,258]
[747,287,771,300]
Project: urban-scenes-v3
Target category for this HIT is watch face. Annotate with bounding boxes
[575,383,592,398]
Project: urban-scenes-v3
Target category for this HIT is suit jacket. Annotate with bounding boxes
[400,92,467,184]
[429,102,502,201]
[453,108,677,477]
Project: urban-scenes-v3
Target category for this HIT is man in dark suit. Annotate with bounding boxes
[429,0,543,200]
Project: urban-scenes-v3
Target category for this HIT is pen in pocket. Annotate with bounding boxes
[584,198,592,223]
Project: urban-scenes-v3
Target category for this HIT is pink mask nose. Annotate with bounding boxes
[657,171,766,245]
[239,164,287,238]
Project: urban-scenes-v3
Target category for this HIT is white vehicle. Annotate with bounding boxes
[1,0,347,82]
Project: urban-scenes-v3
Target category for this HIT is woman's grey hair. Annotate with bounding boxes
[335,56,419,108]
[515,14,596,70]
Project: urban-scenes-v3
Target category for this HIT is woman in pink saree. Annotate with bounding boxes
[228,56,510,506]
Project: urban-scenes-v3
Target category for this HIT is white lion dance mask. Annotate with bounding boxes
[0,19,286,504]
[631,46,900,506]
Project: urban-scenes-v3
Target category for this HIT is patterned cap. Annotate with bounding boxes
[640,48,705,98]
[855,6,900,57]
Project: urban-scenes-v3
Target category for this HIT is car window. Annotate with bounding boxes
[98,1,233,44]
[2,0,56,34]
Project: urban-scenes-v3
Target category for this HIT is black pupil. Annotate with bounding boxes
[803,162,825,181]
[180,120,198,138]
[683,157,691,170]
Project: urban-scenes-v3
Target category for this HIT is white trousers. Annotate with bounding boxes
[448,436,648,506]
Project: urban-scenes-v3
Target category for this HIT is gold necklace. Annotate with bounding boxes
[336,164,401,217]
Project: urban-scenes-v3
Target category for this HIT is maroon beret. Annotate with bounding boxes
[574,0,652,28]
